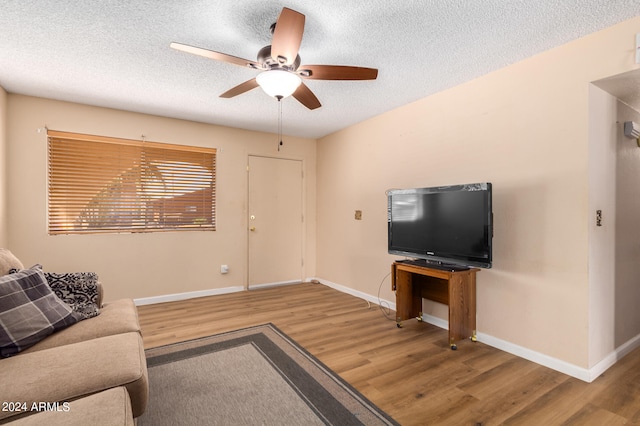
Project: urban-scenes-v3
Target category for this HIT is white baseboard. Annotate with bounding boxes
[134,286,244,306]
[417,313,591,380]
[308,277,396,311]
[422,313,449,331]
[133,280,306,306]
[475,331,593,382]
[248,280,302,290]
[421,317,640,383]
[133,280,303,306]
[587,332,640,382]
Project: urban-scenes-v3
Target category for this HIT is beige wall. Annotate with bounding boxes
[316,17,640,368]
[6,95,317,302]
[0,86,6,247]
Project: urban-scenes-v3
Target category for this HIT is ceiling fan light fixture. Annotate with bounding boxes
[256,69,301,99]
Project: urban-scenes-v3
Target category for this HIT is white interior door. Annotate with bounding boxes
[248,156,303,288]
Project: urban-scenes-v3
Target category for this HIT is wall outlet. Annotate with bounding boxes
[220,265,229,274]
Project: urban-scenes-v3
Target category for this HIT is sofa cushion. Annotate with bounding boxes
[0,265,79,357]
[4,387,134,426]
[0,248,24,276]
[20,299,141,354]
[0,332,148,422]
[44,271,101,319]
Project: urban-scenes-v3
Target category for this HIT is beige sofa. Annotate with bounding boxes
[0,250,148,425]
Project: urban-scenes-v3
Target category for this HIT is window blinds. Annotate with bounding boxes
[47,130,216,234]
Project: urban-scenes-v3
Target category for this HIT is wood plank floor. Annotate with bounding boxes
[137,283,640,425]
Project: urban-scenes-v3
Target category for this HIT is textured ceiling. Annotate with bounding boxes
[2,1,640,139]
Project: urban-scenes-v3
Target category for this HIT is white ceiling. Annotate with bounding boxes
[2,1,640,139]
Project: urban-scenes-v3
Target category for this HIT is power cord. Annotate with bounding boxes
[377,272,395,321]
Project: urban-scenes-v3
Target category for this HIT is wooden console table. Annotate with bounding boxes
[391,261,479,349]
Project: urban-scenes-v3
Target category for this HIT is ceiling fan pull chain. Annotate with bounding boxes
[277,96,283,151]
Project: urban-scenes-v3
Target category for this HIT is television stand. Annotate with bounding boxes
[392,261,479,350]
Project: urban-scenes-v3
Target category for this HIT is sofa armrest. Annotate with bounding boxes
[4,387,134,426]
[0,333,148,423]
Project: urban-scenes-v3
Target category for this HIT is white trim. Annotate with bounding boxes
[420,314,640,383]
[420,312,592,381]
[248,280,302,290]
[587,332,640,382]
[134,286,244,306]
[476,331,592,382]
[133,280,303,306]
[309,277,396,311]
[472,330,640,382]
[422,313,449,331]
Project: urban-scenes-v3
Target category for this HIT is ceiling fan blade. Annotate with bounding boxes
[170,42,262,69]
[298,65,378,80]
[270,8,305,66]
[220,78,259,98]
[292,83,321,110]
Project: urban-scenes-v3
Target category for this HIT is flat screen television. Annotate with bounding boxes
[387,182,493,269]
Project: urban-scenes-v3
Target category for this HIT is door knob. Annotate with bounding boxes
[250,227,256,232]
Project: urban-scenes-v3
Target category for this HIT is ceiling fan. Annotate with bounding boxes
[170,7,378,110]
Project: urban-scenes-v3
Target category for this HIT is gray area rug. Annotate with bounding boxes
[138,323,398,426]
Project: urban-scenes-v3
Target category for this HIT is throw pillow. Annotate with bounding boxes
[0,248,24,276]
[44,272,101,319]
[0,265,79,357]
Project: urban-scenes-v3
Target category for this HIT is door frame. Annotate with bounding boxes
[246,154,306,290]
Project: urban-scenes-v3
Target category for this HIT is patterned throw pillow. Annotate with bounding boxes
[44,272,101,319]
[0,265,79,357]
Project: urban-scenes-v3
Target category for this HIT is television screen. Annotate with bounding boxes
[387,183,493,269]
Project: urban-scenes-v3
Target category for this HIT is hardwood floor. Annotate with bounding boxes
[137,283,640,425]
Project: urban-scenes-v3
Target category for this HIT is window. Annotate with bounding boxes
[47,130,216,235]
